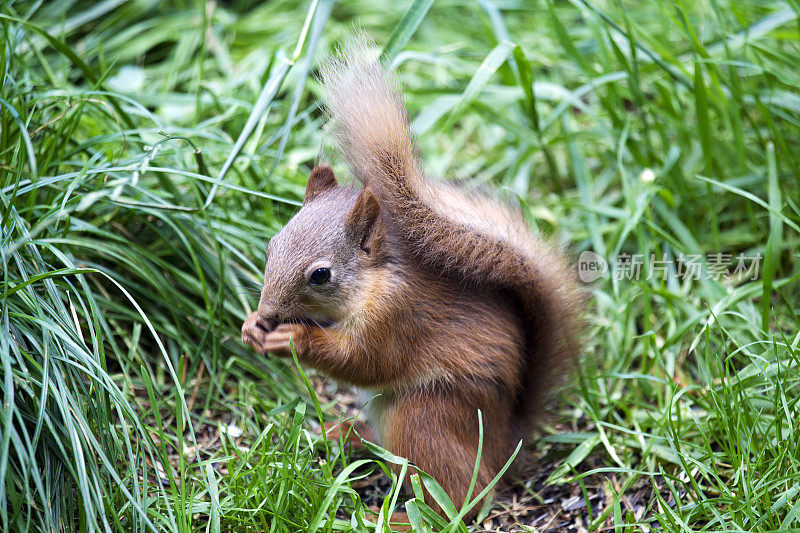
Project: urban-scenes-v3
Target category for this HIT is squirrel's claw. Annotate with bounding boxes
[241,313,306,357]
[241,311,265,349]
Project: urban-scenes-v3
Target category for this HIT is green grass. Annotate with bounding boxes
[2,0,799,531]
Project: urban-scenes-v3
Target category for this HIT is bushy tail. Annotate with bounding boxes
[321,39,585,436]
[320,37,419,190]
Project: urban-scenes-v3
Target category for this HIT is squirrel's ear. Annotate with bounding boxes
[346,188,384,254]
[304,165,337,203]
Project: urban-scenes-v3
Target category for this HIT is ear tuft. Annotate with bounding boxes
[346,188,384,254]
[304,165,337,203]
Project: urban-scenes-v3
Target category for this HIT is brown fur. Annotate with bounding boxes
[242,38,584,522]
[320,39,584,436]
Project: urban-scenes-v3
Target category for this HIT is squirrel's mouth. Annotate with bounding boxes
[255,317,280,333]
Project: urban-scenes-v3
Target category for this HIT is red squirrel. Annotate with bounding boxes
[241,40,584,520]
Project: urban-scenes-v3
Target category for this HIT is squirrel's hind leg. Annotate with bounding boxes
[380,388,513,522]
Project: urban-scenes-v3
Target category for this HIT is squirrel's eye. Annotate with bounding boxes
[308,267,331,285]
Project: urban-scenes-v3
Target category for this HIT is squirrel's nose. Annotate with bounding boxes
[257,299,281,322]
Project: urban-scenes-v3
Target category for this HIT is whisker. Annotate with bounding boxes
[301,310,335,344]
[221,286,261,293]
[298,319,312,343]
[230,272,263,286]
[220,282,261,289]
[219,288,259,297]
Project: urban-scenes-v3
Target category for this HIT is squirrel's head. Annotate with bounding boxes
[257,165,388,326]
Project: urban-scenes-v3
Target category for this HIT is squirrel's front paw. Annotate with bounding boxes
[241,311,274,352]
[241,313,307,357]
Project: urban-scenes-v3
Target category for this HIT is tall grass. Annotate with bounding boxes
[1,0,799,531]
